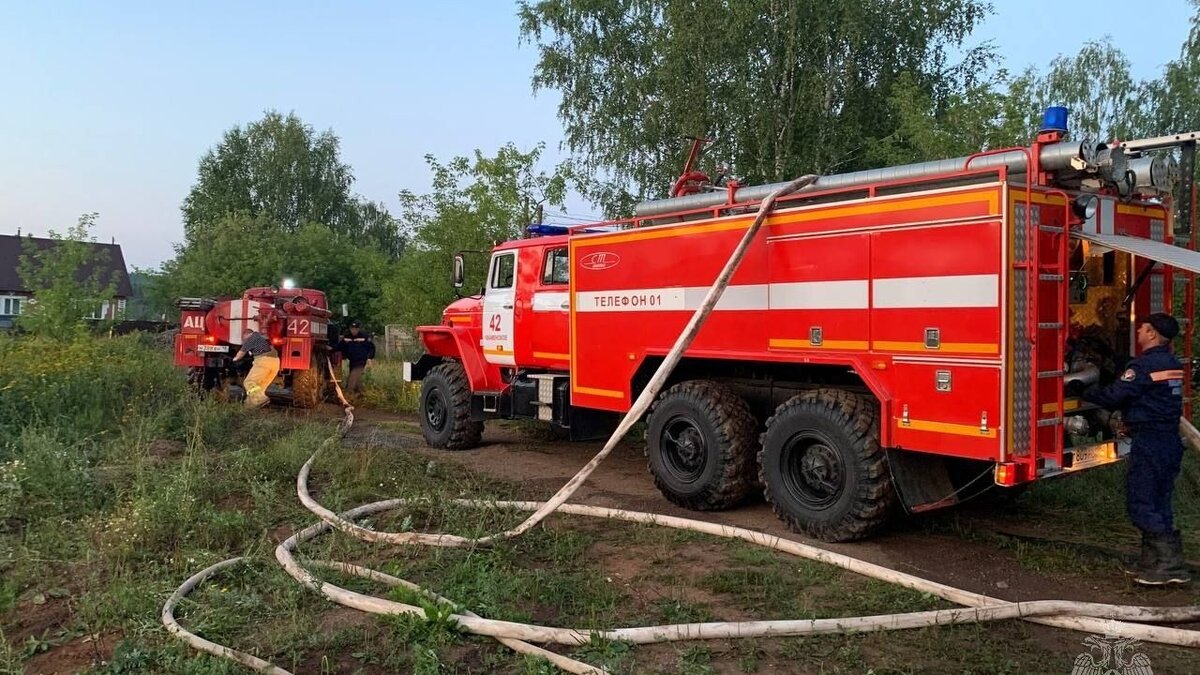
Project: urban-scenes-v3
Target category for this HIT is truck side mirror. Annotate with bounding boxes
[452,254,465,290]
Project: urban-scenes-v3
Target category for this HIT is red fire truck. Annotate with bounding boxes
[174,286,338,408]
[406,111,1200,541]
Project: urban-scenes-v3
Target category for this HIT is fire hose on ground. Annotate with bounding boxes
[164,175,1200,674]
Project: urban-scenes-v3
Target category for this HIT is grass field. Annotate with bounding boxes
[357,359,420,413]
[2,334,1200,673]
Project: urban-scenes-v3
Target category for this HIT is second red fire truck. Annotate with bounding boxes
[406,109,1200,541]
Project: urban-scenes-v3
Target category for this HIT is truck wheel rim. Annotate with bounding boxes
[425,389,447,431]
[781,432,844,510]
[661,416,706,482]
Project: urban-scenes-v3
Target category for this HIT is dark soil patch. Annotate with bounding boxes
[9,590,74,644]
[267,522,295,543]
[23,631,120,675]
[216,491,254,512]
[147,438,186,459]
[293,650,390,675]
[314,607,377,634]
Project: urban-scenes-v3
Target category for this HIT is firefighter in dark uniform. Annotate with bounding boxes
[339,321,376,398]
[1083,313,1189,585]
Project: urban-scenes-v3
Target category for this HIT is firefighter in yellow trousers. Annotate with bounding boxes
[232,327,280,408]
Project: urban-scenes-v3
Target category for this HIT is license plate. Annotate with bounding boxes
[1070,444,1112,467]
[197,344,229,353]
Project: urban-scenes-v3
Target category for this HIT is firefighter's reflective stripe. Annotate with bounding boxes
[1150,369,1185,382]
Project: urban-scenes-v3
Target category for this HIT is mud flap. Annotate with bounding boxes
[886,449,960,514]
[404,354,444,382]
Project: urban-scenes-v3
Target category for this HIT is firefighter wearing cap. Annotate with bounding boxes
[232,327,280,409]
[339,321,375,397]
[1084,312,1189,585]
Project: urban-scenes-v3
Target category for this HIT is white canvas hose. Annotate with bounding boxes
[165,177,1200,673]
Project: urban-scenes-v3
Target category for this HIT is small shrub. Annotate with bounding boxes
[360,359,420,412]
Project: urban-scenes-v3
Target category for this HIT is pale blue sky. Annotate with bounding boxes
[0,1,1195,269]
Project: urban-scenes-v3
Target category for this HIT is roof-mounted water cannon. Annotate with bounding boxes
[672,136,714,198]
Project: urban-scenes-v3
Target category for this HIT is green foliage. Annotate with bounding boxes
[381,143,572,328]
[182,110,352,238]
[0,333,184,445]
[16,213,119,339]
[0,334,187,532]
[865,71,1033,167]
[519,0,994,212]
[520,0,1200,222]
[181,110,401,256]
[1144,2,1200,135]
[168,110,402,327]
[161,214,389,328]
[1026,38,1145,141]
[124,269,175,321]
[361,360,421,412]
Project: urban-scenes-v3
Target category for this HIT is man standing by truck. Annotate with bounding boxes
[232,327,280,409]
[1084,313,1189,586]
[340,321,375,398]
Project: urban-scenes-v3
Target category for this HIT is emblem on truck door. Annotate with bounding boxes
[580,251,621,271]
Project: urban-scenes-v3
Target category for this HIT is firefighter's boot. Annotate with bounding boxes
[1121,530,1155,576]
[1134,531,1191,586]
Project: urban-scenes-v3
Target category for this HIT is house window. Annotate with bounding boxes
[87,301,111,320]
[1,297,21,316]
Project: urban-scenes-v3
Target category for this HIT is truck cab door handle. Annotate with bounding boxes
[503,303,514,309]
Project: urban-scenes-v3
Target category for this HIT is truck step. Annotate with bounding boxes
[1038,273,1064,281]
[1038,322,1064,329]
[1039,225,1065,233]
[482,394,499,413]
[1037,417,1061,427]
[1037,370,1065,378]
[528,373,567,404]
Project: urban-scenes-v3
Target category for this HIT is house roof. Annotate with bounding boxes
[0,234,134,297]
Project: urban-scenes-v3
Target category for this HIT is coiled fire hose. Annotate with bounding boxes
[165,176,1200,674]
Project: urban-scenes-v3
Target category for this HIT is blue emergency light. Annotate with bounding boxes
[1040,106,1069,134]
[525,223,570,236]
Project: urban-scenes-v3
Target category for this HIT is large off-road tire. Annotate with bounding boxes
[291,356,326,409]
[759,389,896,542]
[420,361,483,450]
[645,380,758,511]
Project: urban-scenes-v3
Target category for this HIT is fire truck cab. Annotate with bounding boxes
[406,112,1200,542]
